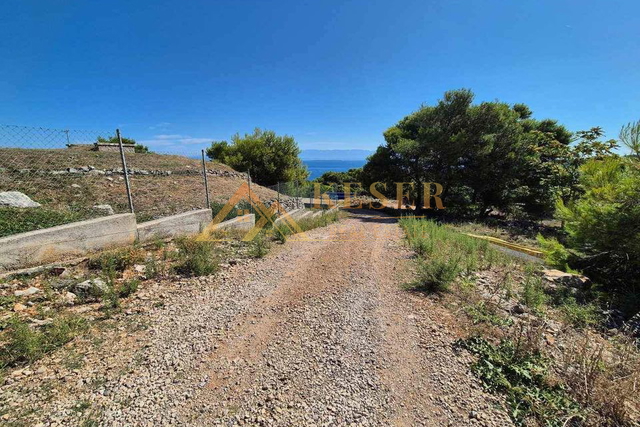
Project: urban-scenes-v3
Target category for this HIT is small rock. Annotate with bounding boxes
[0,191,41,208]
[13,303,27,312]
[14,286,41,297]
[71,183,81,189]
[134,264,147,273]
[92,204,115,215]
[63,291,78,305]
[73,278,109,297]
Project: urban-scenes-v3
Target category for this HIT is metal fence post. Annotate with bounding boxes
[277,181,280,211]
[295,180,299,209]
[247,170,253,215]
[201,149,210,209]
[117,129,134,214]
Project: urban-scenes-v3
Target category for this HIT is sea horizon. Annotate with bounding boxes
[303,159,365,181]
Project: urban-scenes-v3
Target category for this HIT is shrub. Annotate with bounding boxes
[399,217,508,293]
[557,157,640,309]
[536,234,573,272]
[520,268,547,312]
[558,298,601,329]
[248,231,270,258]
[88,247,145,272]
[413,256,460,293]
[461,336,581,426]
[173,238,219,277]
[117,279,140,298]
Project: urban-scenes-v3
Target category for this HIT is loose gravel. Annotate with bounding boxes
[0,211,513,426]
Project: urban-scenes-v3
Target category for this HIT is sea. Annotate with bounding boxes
[303,160,366,181]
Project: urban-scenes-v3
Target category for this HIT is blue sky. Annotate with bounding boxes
[1,0,638,156]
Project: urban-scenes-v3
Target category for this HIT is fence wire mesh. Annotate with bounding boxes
[0,124,328,238]
[0,125,132,237]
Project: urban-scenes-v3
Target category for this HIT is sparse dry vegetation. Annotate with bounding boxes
[400,217,640,426]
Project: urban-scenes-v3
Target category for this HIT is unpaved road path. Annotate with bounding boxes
[1,211,512,426]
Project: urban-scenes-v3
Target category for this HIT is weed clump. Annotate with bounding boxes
[1,315,88,368]
[460,335,581,426]
[173,238,219,277]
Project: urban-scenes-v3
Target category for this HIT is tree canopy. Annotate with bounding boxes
[362,89,615,218]
[206,128,308,186]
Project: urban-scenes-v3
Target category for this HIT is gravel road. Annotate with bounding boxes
[1,210,512,426]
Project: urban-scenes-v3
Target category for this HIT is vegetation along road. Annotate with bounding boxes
[1,211,514,426]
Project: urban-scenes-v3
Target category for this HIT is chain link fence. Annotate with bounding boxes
[0,125,134,237]
[0,124,295,238]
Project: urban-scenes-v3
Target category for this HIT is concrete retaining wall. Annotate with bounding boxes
[136,209,213,243]
[0,214,136,271]
[205,214,255,233]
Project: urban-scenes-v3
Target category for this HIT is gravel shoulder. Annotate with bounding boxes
[0,210,512,426]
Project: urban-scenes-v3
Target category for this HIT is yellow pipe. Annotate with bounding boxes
[464,233,543,258]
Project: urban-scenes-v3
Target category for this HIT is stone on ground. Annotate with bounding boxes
[0,191,41,208]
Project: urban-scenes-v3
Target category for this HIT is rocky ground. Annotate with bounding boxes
[0,211,512,426]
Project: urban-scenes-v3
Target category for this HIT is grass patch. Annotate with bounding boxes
[270,209,344,243]
[0,315,89,369]
[400,217,508,293]
[0,207,98,238]
[465,302,513,327]
[88,246,145,272]
[211,200,252,222]
[520,267,547,313]
[558,298,602,329]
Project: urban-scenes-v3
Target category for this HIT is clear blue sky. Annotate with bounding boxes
[1,0,638,156]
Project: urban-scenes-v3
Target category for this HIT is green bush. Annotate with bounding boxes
[460,336,581,426]
[557,157,640,312]
[117,279,140,298]
[558,298,601,329]
[173,238,219,277]
[248,231,270,258]
[520,268,547,312]
[536,234,572,272]
[413,256,460,293]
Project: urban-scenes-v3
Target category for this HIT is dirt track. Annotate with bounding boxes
[1,210,512,426]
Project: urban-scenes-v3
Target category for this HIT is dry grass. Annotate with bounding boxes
[0,148,281,226]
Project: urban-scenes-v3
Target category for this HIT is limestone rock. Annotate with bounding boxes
[14,286,41,297]
[93,204,115,215]
[0,191,41,208]
[73,278,109,297]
